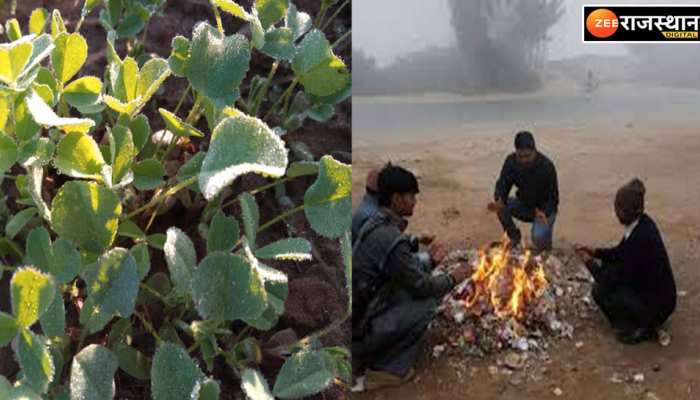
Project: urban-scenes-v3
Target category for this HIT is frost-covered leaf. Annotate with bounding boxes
[199,116,287,200]
[239,192,259,247]
[261,27,296,61]
[272,350,335,399]
[292,30,348,97]
[70,344,118,400]
[5,207,37,239]
[241,246,287,329]
[25,90,95,134]
[214,0,251,20]
[11,267,56,329]
[285,3,311,40]
[303,155,350,239]
[39,286,65,337]
[0,311,18,346]
[151,342,204,400]
[0,39,33,85]
[186,22,250,107]
[164,227,197,297]
[250,12,266,50]
[51,238,80,284]
[292,30,331,75]
[63,76,102,110]
[129,114,151,152]
[20,138,54,169]
[255,238,311,261]
[241,368,274,400]
[113,344,150,381]
[55,132,105,179]
[14,93,42,141]
[17,330,55,394]
[5,19,21,42]
[51,10,68,39]
[255,0,289,30]
[80,248,139,333]
[191,252,267,321]
[112,57,138,103]
[52,32,88,84]
[130,243,151,282]
[0,133,17,172]
[25,227,52,273]
[194,377,220,400]
[51,181,122,253]
[287,161,318,178]
[103,95,140,115]
[26,166,52,224]
[177,152,205,192]
[132,158,165,191]
[167,35,190,77]
[207,209,238,253]
[136,58,170,108]
[158,108,204,138]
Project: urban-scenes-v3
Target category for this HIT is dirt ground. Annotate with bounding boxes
[352,119,700,399]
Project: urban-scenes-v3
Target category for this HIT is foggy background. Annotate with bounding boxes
[354,0,700,95]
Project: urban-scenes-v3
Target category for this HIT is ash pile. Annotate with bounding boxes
[432,243,596,359]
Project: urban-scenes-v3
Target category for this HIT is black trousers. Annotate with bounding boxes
[591,283,667,331]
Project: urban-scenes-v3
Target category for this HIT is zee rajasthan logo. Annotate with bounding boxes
[584,5,700,42]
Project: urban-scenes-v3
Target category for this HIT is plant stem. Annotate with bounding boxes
[263,78,297,122]
[269,309,350,354]
[251,61,279,117]
[257,204,304,234]
[135,311,163,344]
[315,3,330,28]
[159,93,201,162]
[331,29,351,49]
[139,283,167,304]
[125,176,197,219]
[220,176,292,210]
[233,326,251,344]
[75,15,85,33]
[1,265,14,272]
[210,0,224,34]
[320,0,350,31]
[280,79,299,117]
[173,83,192,115]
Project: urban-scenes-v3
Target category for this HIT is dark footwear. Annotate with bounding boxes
[365,368,415,391]
[616,328,656,345]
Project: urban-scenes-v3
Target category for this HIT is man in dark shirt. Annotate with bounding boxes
[575,179,676,344]
[352,168,379,243]
[352,163,470,390]
[487,131,559,252]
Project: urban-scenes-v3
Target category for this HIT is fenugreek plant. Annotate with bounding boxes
[0,0,351,398]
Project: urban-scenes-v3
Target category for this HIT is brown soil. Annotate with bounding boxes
[0,1,350,399]
[352,120,700,399]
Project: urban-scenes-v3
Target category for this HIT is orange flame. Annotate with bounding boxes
[463,241,548,321]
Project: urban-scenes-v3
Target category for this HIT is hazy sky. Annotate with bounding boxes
[354,0,699,66]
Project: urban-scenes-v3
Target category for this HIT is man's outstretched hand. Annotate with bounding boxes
[429,242,447,265]
[574,244,595,263]
[487,198,505,213]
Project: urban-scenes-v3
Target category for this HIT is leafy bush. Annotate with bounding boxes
[0,0,351,398]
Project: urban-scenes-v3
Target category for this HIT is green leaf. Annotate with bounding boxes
[22,34,55,83]
[136,58,170,107]
[255,238,311,261]
[63,76,102,109]
[70,344,118,400]
[25,90,95,134]
[17,330,55,394]
[30,8,50,35]
[25,227,52,273]
[103,95,140,115]
[51,238,80,284]
[177,152,205,192]
[110,125,135,184]
[55,132,106,179]
[83,0,102,15]
[80,248,139,333]
[116,14,146,38]
[0,311,18,346]
[52,33,88,84]
[298,55,349,97]
[213,0,251,20]
[250,12,266,50]
[261,27,296,60]
[291,30,331,75]
[0,133,17,173]
[255,0,289,30]
[0,39,33,85]
[118,219,144,240]
[147,233,166,250]
[5,207,38,239]
[51,181,122,254]
[39,286,65,337]
[186,22,250,107]
[112,57,138,103]
[285,3,311,40]
[191,252,267,321]
[198,116,288,200]
[241,368,274,400]
[132,158,165,191]
[207,209,238,253]
[272,350,335,399]
[303,155,350,239]
[287,161,318,178]
[19,138,54,169]
[130,243,151,281]
[164,227,197,297]
[159,108,204,138]
[5,19,22,42]
[239,192,259,247]
[167,35,190,77]
[51,10,68,39]
[129,114,151,152]
[14,93,42,142]
[308,103,334,122]
[151,342,204,400]
[195,378,220,400]
[113,344,150,381]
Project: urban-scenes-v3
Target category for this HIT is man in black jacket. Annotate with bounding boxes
[352,163,470,390]
[488,131,559,252]
[575,179,676,344]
